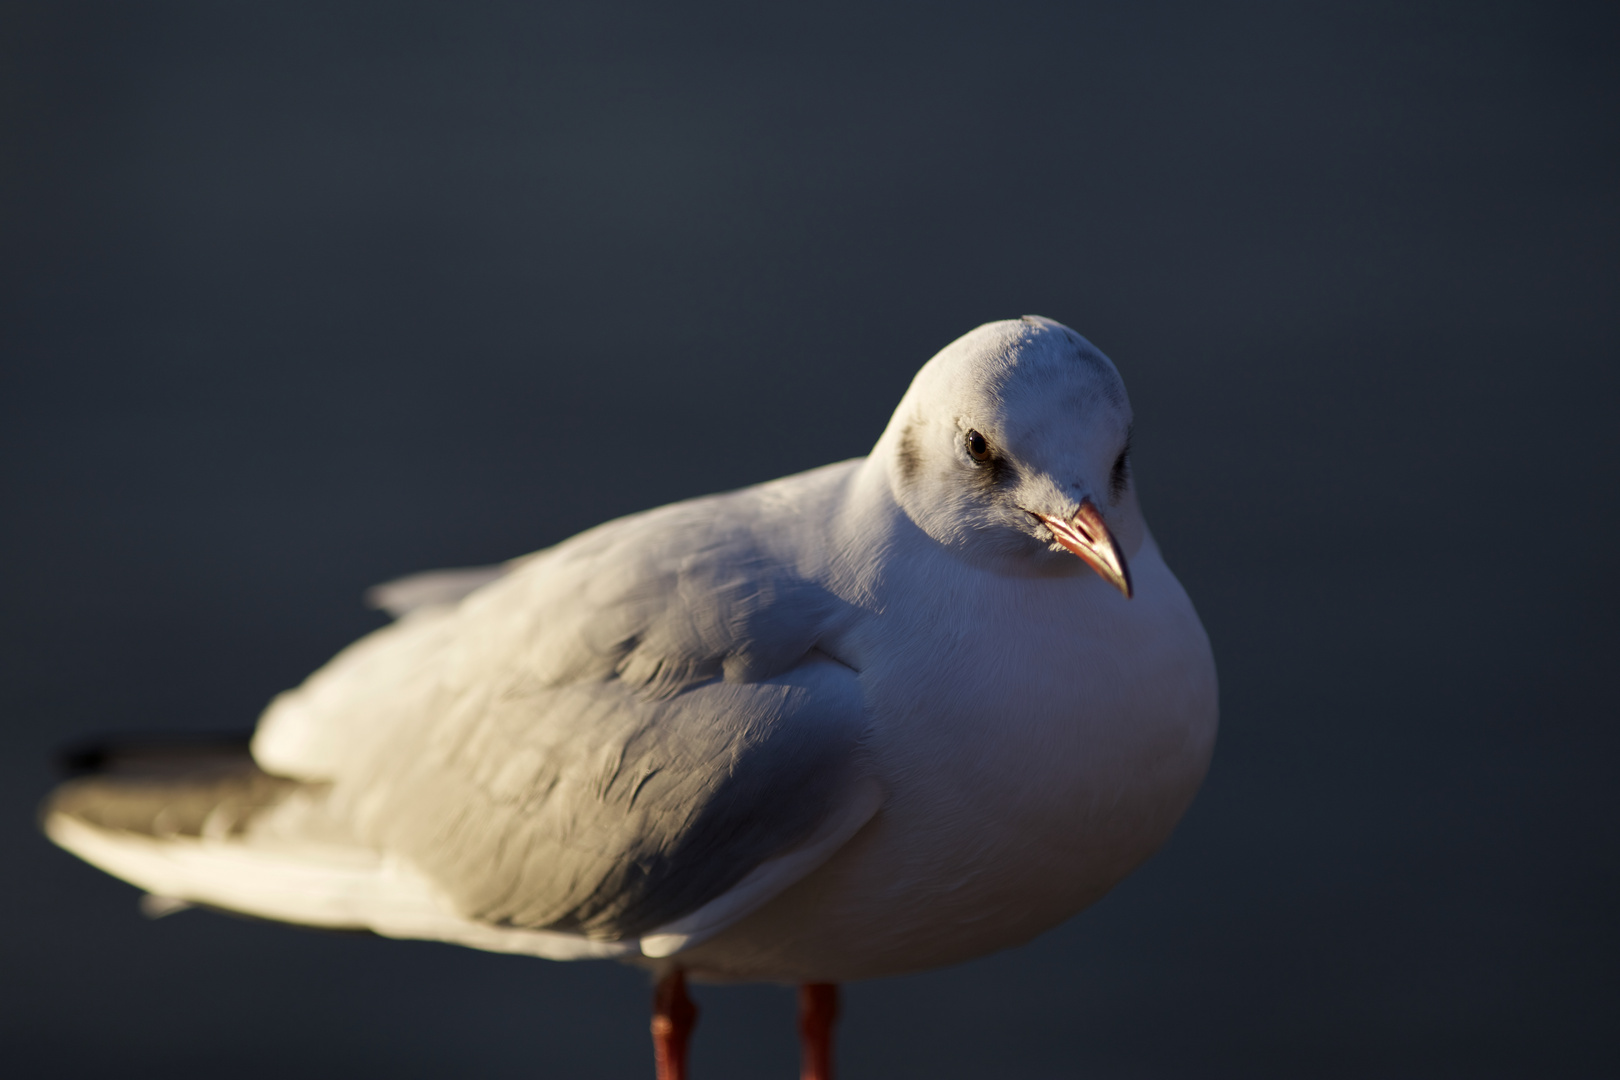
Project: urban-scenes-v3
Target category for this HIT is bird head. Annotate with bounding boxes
[877,315,1143,595]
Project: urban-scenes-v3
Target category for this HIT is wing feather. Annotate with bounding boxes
[252,464,873,946]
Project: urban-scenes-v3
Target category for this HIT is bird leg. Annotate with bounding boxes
[798,982,840,1080]
[652,969,699,1080]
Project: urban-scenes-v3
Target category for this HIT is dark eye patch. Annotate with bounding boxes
[1109,428,1133,502]
[896,422,924,486]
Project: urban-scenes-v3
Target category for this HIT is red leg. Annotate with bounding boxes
[798,982,840,1080]
[652,969,699,1080]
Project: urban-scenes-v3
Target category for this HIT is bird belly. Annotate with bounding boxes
[674,555,1217,983]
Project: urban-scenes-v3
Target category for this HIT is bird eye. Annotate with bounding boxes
[966,430,992,462]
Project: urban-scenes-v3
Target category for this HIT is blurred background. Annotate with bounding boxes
[2,2,1615,1076]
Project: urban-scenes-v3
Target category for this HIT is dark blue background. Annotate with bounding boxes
[3,2,1615,1076]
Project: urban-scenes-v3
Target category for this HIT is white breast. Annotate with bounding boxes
[671,530,1218,983]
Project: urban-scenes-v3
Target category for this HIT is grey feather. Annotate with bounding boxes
[47,743,302,842]
[254,465,871,941]
[364,565,511,617]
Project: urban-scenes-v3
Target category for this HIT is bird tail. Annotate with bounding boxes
[42,734,401,931]
[40,734,636,960]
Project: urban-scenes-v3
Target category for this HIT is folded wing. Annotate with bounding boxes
[49,466,876,956]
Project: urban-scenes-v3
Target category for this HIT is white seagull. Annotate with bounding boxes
[44,316,1218,1079]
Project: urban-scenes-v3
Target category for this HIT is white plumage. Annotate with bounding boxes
[46,316,1217,987]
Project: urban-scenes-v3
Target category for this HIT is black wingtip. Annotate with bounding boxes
[52,731,256,779]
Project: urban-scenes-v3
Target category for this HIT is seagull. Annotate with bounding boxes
[44,316,1218,1079]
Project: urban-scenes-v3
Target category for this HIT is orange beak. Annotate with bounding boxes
[1028,498,1133,598]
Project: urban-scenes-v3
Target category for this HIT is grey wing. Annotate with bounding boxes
[364,564,511,617]
[255,473,873,946]
[355,652,869,941]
